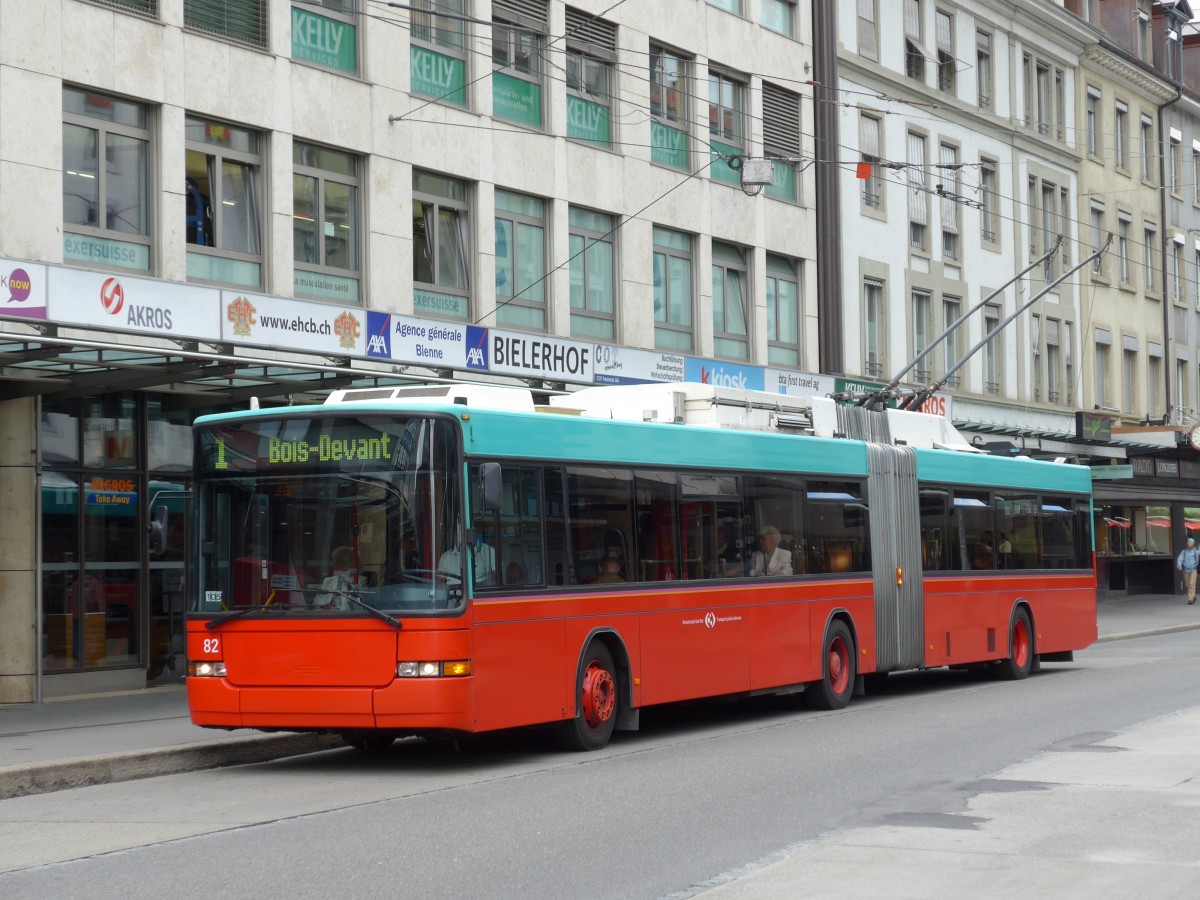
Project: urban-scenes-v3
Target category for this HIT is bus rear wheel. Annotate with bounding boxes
[805,620,856,711]
[556,641,618,751]
[999,608,1034,681]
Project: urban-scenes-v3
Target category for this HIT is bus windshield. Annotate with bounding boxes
[193,415,463,615]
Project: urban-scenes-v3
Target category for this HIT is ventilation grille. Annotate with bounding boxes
[494,0,548,30]
[565,7,617,54]
[184,0,268,50]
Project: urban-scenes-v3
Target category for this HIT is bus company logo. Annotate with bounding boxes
[465,325,489,370]
[227,296,257,337]
[366,311,391,358]
[705,612,717,629]
[334,311,361,349]
[4,267,31,303]
[100,277,124,315]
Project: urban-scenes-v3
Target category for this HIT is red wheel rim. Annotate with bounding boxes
[1012,618,1030,669]
[580,661,616,728]
[827,636,850,695]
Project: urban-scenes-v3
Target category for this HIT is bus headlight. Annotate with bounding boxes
[188,660,227,677]
[397,660,471,678]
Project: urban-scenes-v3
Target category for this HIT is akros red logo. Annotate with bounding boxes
[100,277,124,315]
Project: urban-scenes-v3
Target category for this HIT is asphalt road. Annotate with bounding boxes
[1,631,1197,899]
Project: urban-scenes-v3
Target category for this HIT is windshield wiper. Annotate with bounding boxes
[325,589,402,630]
[205,604,278,630]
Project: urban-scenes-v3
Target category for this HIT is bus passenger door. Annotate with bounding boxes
[867,444,924,671]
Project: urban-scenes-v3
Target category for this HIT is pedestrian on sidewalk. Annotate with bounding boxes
[1177,536,1200,605]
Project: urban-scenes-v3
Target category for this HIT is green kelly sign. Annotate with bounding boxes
[411,46,466,106]
[709,139,741,184]
[567,95,611,146]
[493,72,542,128]
[651,121,688,169]
[292,7,356,75]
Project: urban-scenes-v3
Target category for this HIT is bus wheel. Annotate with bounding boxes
[999,608,1034,681]
[805,620,856,711]
[556,642,618,751]
[343,732,396,755]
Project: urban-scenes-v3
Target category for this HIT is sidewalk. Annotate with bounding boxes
[1,592,1197,800]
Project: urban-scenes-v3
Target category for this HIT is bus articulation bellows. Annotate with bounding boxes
[186,383,1096,752]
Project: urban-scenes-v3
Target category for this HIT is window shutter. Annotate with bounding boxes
[940,144,957,233]
[494,0,548,30]
[907,133,927,225]
[184,0,267,48]
[904,0,920,38]
[565,7,616,54]
[763,83,801,156]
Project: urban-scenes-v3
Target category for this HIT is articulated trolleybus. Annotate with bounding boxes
[187,383,1096,752]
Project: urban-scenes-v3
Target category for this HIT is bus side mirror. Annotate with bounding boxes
[479,462,502,512]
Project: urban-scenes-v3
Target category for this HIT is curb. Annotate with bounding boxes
[1097,622,1200,643]
[0,732,345,801]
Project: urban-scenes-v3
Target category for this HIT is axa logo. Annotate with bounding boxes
[366,311,391,358]
[100,277,124,315]
[701,366,748,389]
[466,325,489,370]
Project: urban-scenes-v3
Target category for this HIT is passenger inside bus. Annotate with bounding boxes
[596,551,625,583]
[750,525,793,576]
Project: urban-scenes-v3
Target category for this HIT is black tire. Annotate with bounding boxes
[998,607,1034,681]
[805,620,856,710]
[556,641,619,751]
[343,732,396,755]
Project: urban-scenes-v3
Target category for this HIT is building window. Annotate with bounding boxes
[1172,238,1184,304]
[1086,87,1099,157]
[707,0,741,13]
[1034,61,1050,134]
[857,0,877,60]
[864,278,884,377]
[976,30,992,109]
[494,189,547,331]
[1040,180,1058,278]
[1115,102,1128,170]
[91,0,157,17]
[935,10,955,94]
[904,0,926,82]
[1091,203,1105,276]
[291,0,358,75]
[763,82,801,202]
[942,296,961,386]
[1179,359,1189,419]
[1055,68,1066,141]
[860,114,883,211]
[1194,144,1200,205]
[766,255,801,367]
[569,207,616,340]
[1144,224,1158,293]
[1064,321,1074,405]
[293,141,360,302]
[185,116,262,288]
[1170,134,1182,194]
[709,68,747,185]
[62,87,152,273]
[907,132,928,251]
[940,143,959,260]
[1094,340,1108,408]
[1140,115,1154,182]
[413,170,470,320]
[1137,1,1151,60]
[565,7,616,147]
[984,303,1000,395]
[650,45,689,170]
[492,0,547,128]
[911,289,931,381]
[1149,354,1161,419]
[1031,314,1042,402]
[980,158,998,244]
[1046,318,1061,403]
[411,0,468,107]
[761,0,795,37]
[1118,214,1131,284]
[1122,347,1136,415]
[711,243,749,360]
[184,0,267,48]
[653,226,694,352]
